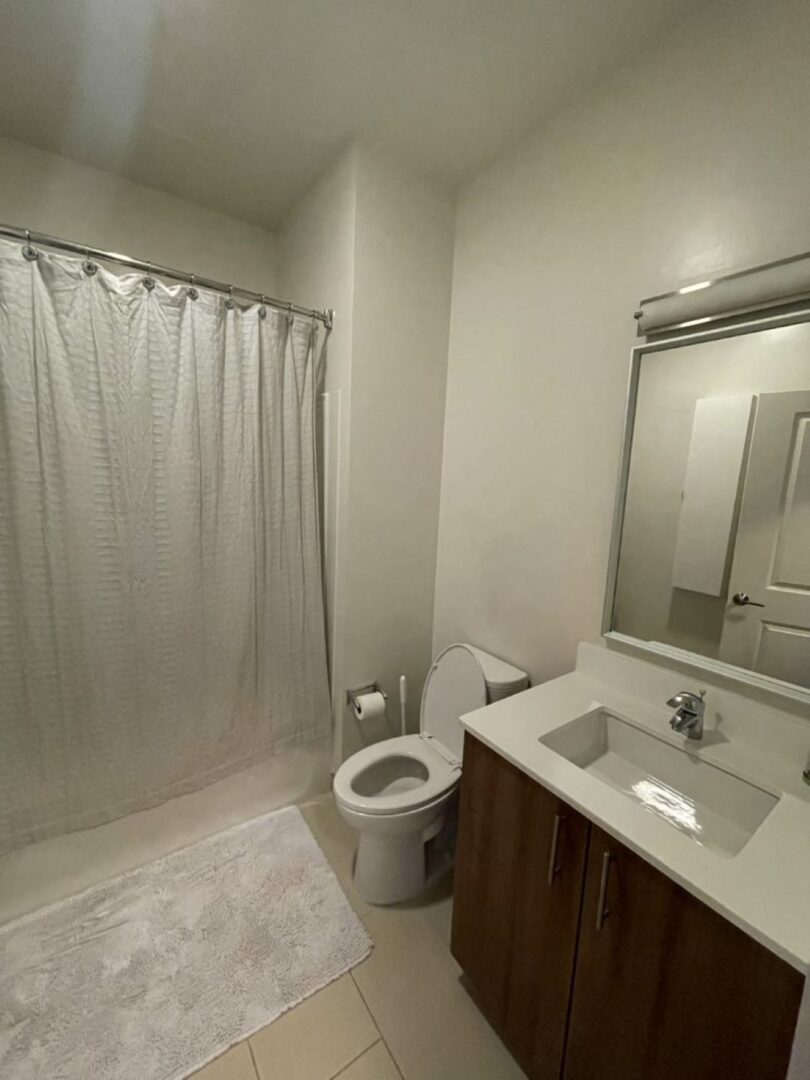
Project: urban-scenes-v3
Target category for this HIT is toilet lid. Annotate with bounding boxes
[420,644,487,760]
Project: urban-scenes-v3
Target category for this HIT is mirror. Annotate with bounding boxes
[607,316,810,694]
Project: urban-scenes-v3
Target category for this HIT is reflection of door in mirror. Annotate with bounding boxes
[719,391,810,688]
[610,319,810,694]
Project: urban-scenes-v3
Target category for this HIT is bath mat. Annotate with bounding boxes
[0,806,372,1080]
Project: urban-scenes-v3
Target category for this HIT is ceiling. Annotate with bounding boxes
[0,0,707,229]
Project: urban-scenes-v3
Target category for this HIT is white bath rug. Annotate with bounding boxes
[0,806,372,1080]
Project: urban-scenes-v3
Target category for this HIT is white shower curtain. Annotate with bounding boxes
[0,238,331,855]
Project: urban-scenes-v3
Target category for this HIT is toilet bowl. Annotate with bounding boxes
[333,644,528,904]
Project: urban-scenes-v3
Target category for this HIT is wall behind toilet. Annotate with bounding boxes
[432,0,810,686]
[280,145,455,762]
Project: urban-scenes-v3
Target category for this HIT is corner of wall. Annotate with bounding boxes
[277,140,459,766]
[276,145,360,771]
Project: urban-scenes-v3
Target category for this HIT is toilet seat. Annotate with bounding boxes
[333,734,460,817]
[335,644,490,820]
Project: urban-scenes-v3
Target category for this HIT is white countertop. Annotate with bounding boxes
[460,646,810,972]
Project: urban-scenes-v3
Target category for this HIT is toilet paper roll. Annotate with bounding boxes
[352,690,387,723]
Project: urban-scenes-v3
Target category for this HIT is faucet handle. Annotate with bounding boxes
[666,689,706,709]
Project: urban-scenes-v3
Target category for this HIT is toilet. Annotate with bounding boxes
[333,644,528,904]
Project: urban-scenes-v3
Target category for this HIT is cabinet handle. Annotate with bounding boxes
[547,813,566,886]
[596,851,611,930]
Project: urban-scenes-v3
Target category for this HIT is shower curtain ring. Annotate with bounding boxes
[144,262,156,291]
[188,274,198,301]
[258,295,267,319]
[286,302,294,326]
[82,246,97,276]
[22,228,38,261]
[225,284,235,310]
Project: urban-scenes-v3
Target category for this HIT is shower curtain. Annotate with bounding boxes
[0,238,331,855]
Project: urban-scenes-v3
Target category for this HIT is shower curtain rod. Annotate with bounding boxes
[0,223,335,329]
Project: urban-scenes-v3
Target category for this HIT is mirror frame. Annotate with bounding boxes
[602,304,810,707]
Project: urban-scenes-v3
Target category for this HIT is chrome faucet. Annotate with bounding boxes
[667,690,706,740]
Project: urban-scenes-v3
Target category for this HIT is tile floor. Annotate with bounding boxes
[192,793,525,1080]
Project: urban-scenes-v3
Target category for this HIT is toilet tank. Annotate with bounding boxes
[466,646,528,702]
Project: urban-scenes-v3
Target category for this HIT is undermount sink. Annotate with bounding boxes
[540,708,778,856]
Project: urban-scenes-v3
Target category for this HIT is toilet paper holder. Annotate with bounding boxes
[346,683,387,711]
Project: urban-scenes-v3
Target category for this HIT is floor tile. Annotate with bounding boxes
[249,974,378,1080]
[302,795,524,1080]
[299,795,359,895]
[351,906,523,1080]
[191,1041,257,1080]
[334,1040,401,1079]
[418,874,455,948]
[424,891,454,947]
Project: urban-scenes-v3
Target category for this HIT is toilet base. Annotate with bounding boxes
[353,829,430,905]
[350,798,457,905]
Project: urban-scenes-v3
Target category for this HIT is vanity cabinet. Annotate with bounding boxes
[452,734,589,1080]
[565,824,802,1080]
[451,734,803,1080]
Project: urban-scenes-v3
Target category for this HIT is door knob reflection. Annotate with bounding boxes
[732,592,765,608]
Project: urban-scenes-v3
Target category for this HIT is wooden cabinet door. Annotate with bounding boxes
[564,825,803,1080]
[451,735,589,1080]
[451,734,530,1028]
[502,771,589,1080]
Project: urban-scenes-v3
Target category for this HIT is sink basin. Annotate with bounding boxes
[540,708,778,856]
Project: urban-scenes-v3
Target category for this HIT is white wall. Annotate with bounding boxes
[0,134,277,292]
[342,147,455,755]
[278,148,357,768]
[279,145,455,761]
[433,0,810,686]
